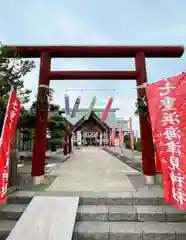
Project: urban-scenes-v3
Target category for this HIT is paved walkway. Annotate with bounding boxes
[47,147,139,192]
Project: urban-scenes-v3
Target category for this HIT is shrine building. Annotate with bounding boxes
[65,108,129,146]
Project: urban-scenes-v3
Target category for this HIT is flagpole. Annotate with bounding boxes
[129,117,134,154]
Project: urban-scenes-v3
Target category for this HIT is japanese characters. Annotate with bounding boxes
[0,89,21,203]
[146,73,186,210]
[159,80,185,206]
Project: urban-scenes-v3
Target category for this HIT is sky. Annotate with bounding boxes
[1,0,186,134]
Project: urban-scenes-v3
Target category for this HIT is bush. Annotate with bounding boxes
[135,139,141,152]
[125,139,131,149]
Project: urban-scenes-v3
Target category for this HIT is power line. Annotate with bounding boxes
[65,88,121,92]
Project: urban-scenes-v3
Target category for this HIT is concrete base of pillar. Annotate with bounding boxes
[144,175,156,185]
[32,175,44,185]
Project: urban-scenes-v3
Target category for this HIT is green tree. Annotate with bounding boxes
[0,42,35,186]
[0,42,66,152]
[0,42,35,143]
[134,91,150,121]
[0,42,35,109]
[18,86,56,149]
[47,114,66,151]
[134,138,141,152]
[19,88,67,151]
[124,133,131,149]
[45,89,66,151]
[17,106,35,150]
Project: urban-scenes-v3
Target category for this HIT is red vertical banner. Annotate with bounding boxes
[111,128,115,145]
[119,124,123,151]
[0,89,21,204]
[146,72,186,210]
[129,117,134,151]
[101,97,113,121]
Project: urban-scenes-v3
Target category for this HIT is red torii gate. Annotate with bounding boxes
[10,45,184,183]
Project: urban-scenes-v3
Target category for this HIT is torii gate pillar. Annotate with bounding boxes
[135,52,155,183]
[31,52,51,183]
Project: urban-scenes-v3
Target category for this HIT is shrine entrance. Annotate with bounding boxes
[84,138,95,146]
[8,45,184,184]
[82,132,100,146]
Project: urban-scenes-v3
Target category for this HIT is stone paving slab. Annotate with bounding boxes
[46,147,138,192]
[140,222,176,240]
[108,205,137,222]
[109,222,143,240]
[75,221,110,240]
[77,205,109,221]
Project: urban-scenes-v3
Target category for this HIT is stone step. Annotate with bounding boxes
[7,190,164,205]
[0,220,16,240]
[74,221,186,240]
[77,205,186,222]
[7,191,34,205]
[0,204,27,220]
[1,220,186,240]
[1,203,186,223]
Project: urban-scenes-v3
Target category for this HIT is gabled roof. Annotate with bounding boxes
[95,111,117,129]
[63,108,129,131]
[65,111,85,126]
[73,111,110,132]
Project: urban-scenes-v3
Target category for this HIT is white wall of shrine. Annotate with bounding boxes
[76,130,82,145]
[74,129,128,146]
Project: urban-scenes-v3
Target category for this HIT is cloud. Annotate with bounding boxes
[24,2,115,45]
[111,90,139,131]
[1,0,186,134]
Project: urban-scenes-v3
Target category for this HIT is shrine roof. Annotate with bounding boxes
[64,108,129,131]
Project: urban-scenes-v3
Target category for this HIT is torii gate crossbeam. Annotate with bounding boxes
[8,45,184,184]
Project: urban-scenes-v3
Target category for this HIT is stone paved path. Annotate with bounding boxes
[47,147,139,192]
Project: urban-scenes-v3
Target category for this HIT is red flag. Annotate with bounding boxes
[111,128,115,145]
[129,117,134,151]
[146,72,186,210]
[119,124,123,150]
[0,89,21,204]
[101,97,113,121]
